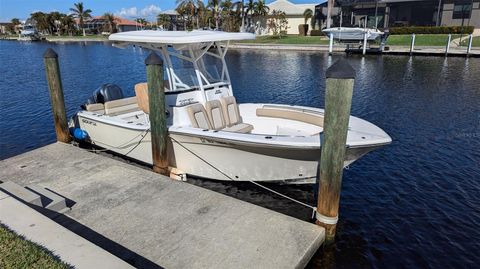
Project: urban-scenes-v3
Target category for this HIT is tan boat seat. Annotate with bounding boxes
[85,103,105,114]
[135,82,149,114]
[256,107,324,127]
[220,96,242,127]
[187,103,212,130]
[223,123,254,133]
[205,100,226,130]
[104,97,139,116]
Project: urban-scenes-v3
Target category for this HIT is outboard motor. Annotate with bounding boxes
[83,83,124,108]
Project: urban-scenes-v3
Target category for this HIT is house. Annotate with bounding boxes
[267,0,318,34]
[76,16,144,34]
[157,9,185,31]
[315,0,480,29]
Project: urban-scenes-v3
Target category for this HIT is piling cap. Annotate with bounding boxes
[326,59,356,79]
[43,48,58,58]
[145,52,163,65]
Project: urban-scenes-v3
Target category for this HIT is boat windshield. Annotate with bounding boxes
[159,42,231,92]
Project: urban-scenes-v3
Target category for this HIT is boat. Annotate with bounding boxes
[18,25,41,41]
[70,30,391,184]
[322,27,384,42]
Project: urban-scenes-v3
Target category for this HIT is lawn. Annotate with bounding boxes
[460,36,480,47]
[238,35,330,45]
[386,34,460,46]
[0,224,72,269]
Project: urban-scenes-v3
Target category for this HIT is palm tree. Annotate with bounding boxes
[176,0,197,29]
[60,14,75,36]
[69,2,92,36]
[254,0,269,18]
[157,14,171,30]
[30,12,50,34]
[303,9,313,25]
[234,0,245,31]
[103,13,116,33]
[208,0,220,30]
[135,18,148,30]
[245,0,255,29]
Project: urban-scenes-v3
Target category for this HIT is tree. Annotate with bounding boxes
[70,2,92,36]
[303,9,313,25]
[60,14,75,35]
[10,18,21,34]
[176,0,197,29]
[267,9,288,38]
[135,18,148,28]
[157,14,171,30]
[103,13,116,33]
[208,0,220,30]
[30,12,49,33]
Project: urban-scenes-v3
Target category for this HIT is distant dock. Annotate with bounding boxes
[0,142,324,268]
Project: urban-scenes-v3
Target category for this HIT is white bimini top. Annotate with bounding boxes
[109,30,255,44]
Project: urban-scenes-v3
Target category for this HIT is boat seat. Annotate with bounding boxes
[220,96,242,127]
[205,100,226,130]
[256,107,324,127]
[187,103,212,130]
[223,123,254,133]
[85,103,105,114]
[219,96,254,133]
[104,97,139,116]
[135,82,149,114]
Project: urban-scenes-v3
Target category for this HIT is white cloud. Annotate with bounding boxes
[115,7,138,18]
[115,5,161,19]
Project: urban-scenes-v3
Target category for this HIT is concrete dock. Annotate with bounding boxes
[0,142,324,269]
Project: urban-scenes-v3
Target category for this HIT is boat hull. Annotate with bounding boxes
[75,113,380,184]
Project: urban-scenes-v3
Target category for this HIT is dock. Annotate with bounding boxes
[0,142,324,268]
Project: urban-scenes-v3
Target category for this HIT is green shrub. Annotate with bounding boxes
[389,26,474,35]
[310,29,323,36]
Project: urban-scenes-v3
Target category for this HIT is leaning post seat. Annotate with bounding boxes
[186,103,212,130]
[205,100,227,130]
[85,103,105,114]
[219,96,254,133]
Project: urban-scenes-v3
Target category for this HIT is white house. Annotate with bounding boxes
[267,0,318,35]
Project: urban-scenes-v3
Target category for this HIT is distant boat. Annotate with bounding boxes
[323,27,384,41]
[18,25,41,41]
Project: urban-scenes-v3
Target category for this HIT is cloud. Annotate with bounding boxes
[115,5,161,19]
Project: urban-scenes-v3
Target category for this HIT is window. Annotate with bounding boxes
[452,2,472,19]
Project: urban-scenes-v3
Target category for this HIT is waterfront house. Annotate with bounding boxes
[315,0,480,29]
[267,0,318,34]
[75,16,144,34]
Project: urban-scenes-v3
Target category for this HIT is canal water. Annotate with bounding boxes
[1,41,479,268]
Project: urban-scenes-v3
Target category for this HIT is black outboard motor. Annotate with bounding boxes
[83,83,124,108]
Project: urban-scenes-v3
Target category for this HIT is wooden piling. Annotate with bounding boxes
[43,48,71,144]
[410,33,415,55]
[145,52,169,176]
[316,59,356,244]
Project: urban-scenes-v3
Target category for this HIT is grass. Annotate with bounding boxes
[386,34,460,46]
[0,223,72,269]
[460,36,480,47]
[237,35,330,45]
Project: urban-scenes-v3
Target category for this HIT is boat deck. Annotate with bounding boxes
[0,142,324,269]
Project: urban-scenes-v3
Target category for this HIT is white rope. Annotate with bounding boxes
[170,136,318,213]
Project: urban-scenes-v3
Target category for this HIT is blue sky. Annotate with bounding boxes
[0,0,322,22]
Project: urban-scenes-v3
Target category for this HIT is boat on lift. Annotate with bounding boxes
[18,25,41,41]
[70,30,391,184]
[322,27,384,42]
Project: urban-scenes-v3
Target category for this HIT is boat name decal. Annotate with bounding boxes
[81,119,97,126]
[179,98,194,106]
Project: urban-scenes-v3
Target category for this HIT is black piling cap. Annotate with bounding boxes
[326,59,356,79]
[43,48,58,58]
[145,51,163,65]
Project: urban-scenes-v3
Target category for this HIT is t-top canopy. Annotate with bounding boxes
[109,30,255,44]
